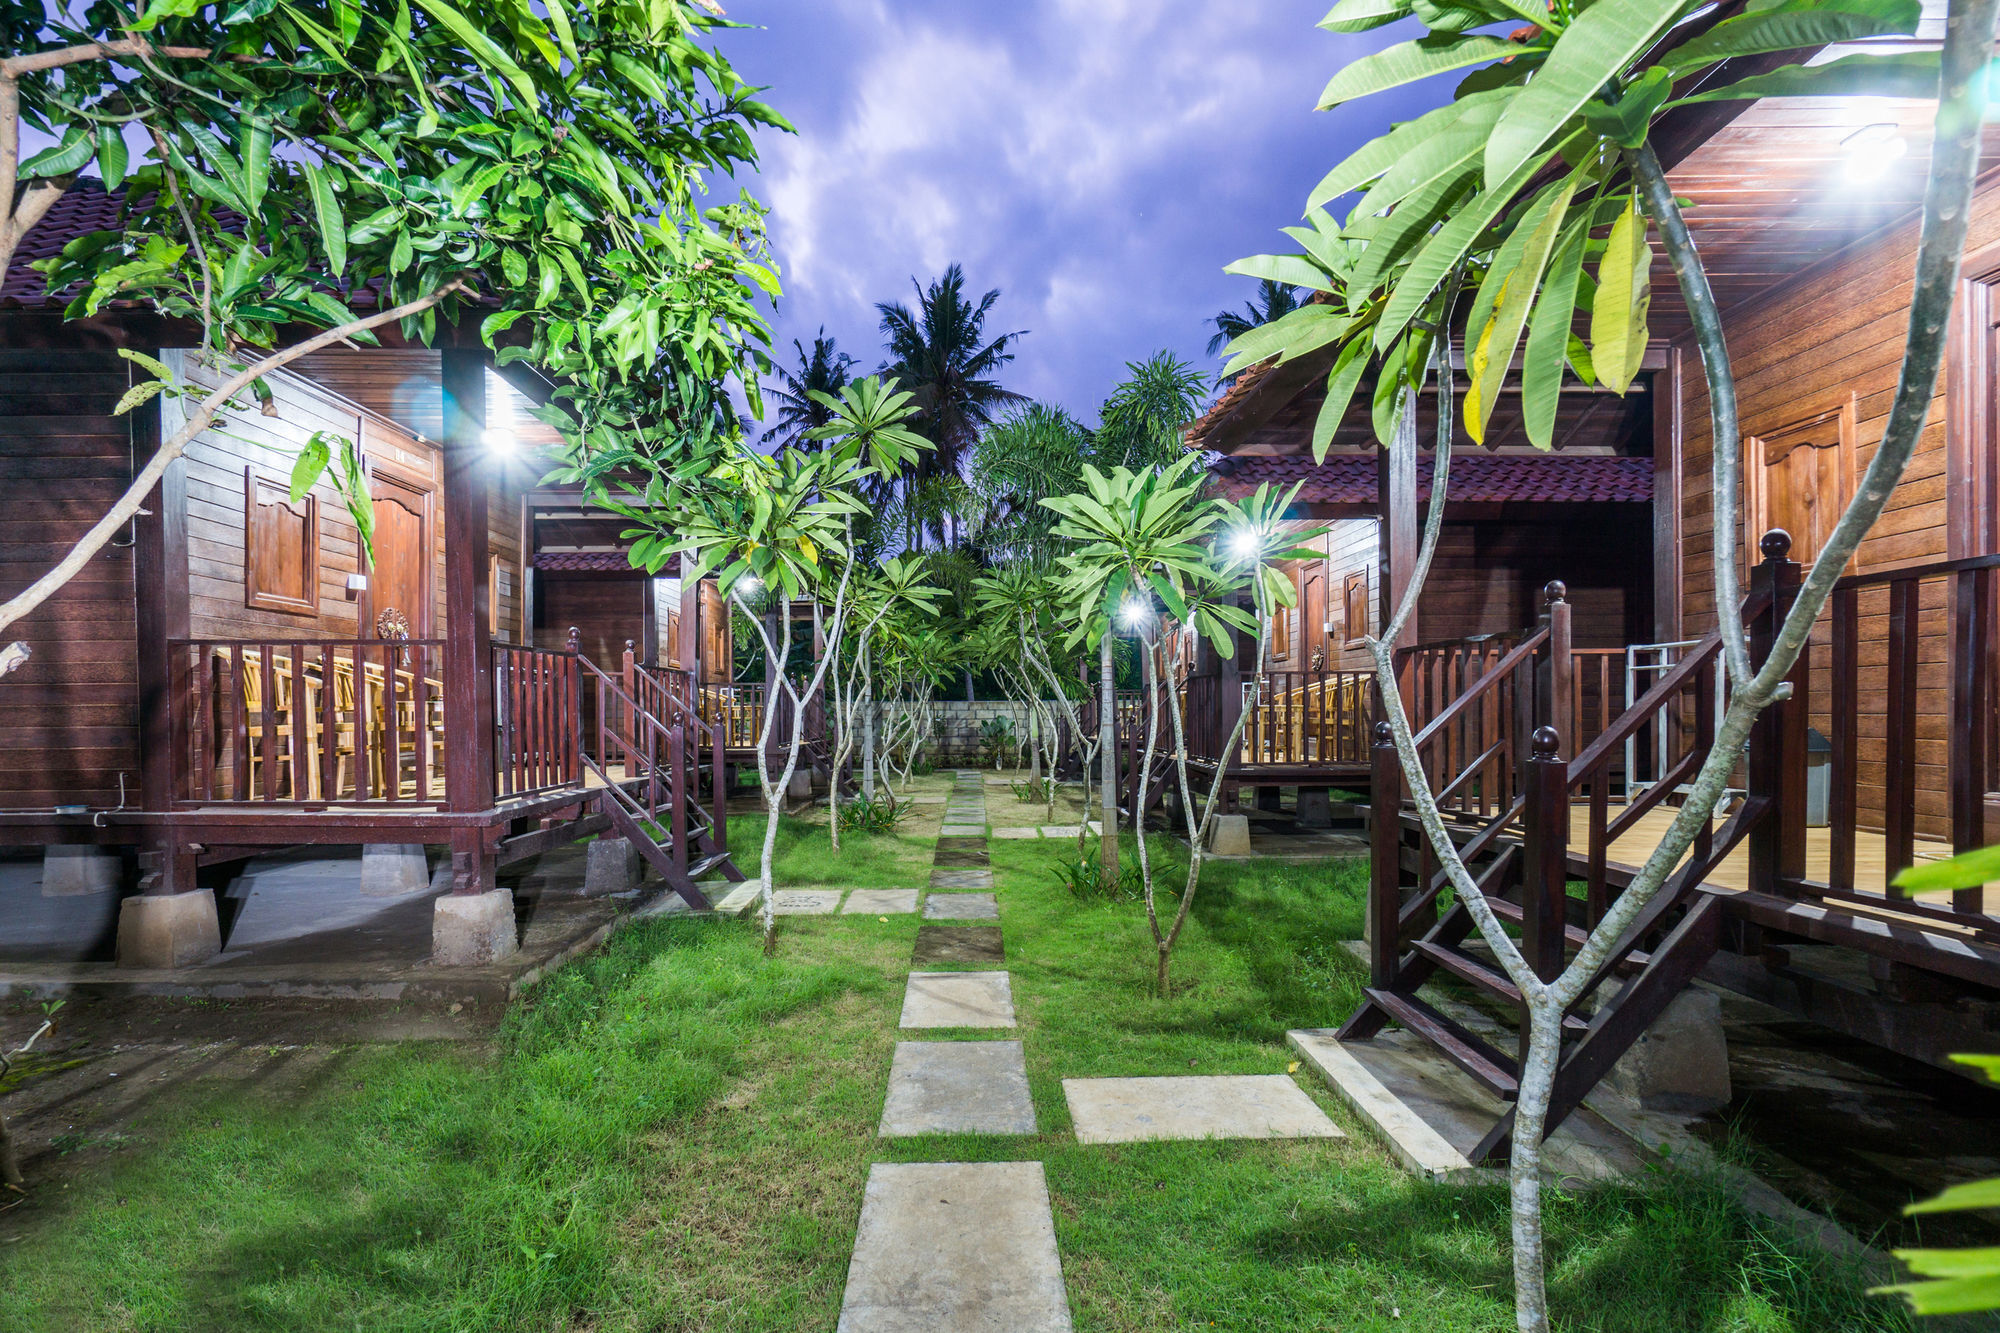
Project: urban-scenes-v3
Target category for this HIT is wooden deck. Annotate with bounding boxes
[1571,801,1964,908]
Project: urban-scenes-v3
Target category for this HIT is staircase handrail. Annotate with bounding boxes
[1410,623,1550,750]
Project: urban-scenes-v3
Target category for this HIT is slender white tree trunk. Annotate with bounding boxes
[1099,632,1119,883]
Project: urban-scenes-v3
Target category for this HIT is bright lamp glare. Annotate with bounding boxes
[740,576,762,594]
[1118,598,1150,629]
[484,425,516,453]
[1841,122,1906,182]
[1229,528,1261,560]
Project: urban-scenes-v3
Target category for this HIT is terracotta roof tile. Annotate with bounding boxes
[1208,454,1653,506]
[533,549,666,574]
[0,179,133,306]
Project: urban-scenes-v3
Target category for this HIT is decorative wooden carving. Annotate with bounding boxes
[1343,570,1369,647]
[244,468,319,616]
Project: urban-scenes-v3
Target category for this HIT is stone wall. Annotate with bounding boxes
[926,700,1062,766]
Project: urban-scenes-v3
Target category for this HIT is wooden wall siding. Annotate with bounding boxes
[0,351,139,807]
[1673,175,2000,835]
[486,470,523,642]
[170,351,371,639]
[1416,516,1650,651]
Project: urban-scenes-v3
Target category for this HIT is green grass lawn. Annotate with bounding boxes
[0,811,1903,1331]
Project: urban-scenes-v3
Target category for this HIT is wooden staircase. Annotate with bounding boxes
[576,649,744,908]
[1337,579,1778,1163]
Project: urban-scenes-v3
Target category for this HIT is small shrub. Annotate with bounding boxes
[1011,777,1055,805]
[1051,850,1144,901]
[836,794,909,835]
[977,716,1017,768]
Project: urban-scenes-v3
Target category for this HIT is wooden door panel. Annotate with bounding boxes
[365,467,433,638]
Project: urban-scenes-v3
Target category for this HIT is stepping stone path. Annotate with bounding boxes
[771,889,843,915]
[835,769,1338,1329]
[912,925,1005,964]
[841,770,1077,1331]
[922,892,999,921]
[880,1040,1035,1136]
[1063,1074,1344,1144]
[843,889,920,915]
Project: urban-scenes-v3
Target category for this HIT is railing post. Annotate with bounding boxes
[1746,529,1806,896]
[566,627,582,783]
[1521,725,1570,990]
[1950,566,1994,915]
[1544,581,1573,761]
[1368,720,1404,989]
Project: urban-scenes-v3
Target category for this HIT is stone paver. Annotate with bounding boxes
[771,889,844,915]
[837,1161,1072,1333]
[842,889,921,915]
[993,827,1041,839]
[1037,825,1080,838]
[938,824,987,837]
[879,1041,1036,1136]
[912,925,1006,964]
[932,849,990,867]
[928,869,994,890]
[1062,1075,1344,1144]
[900,970,1014,1027]
[923,892,998,921]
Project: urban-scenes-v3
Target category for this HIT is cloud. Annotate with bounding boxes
[712,1,1426,423]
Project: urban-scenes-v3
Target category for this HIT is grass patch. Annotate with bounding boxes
[0,818,1905,1331]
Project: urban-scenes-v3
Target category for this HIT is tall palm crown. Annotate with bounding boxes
[876,264,1027,482]
[763,328,855,452]
[1205,279,1303,358]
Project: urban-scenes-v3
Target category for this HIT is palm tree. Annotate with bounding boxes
[877,264,1026,499]
[763,328,855,452]
[1205,279,1303,357]
[966,401,1091,560]
[1093,352,1209,470]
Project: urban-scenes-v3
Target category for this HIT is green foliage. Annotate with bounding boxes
[976,715,1016,766]
[834,793,910,836]
[1011,776,1056,804]
[1050,846,1144,901]
[1226,0,1929,458]
[19,0,784,458]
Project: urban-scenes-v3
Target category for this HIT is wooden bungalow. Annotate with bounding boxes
[0,184,749,969]
[1177,14,2000,1162]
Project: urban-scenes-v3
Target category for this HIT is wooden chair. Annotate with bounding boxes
[237,649,303,799]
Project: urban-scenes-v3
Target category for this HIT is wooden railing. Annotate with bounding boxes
[1808,549,1998,921]
[493,642,580,798]
[171,637,446,805]
[1238,670,1373,767]
[696,683,767,749]
[633,660,728,855]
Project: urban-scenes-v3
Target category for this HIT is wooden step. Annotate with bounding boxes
[1406,942,1590,1032]
[1363,987,1519,1100]
[1485,897,1651,974]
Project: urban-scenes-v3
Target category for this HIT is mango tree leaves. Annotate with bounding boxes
[1521,216,1593,448]
[1590,196,1653,395]
[1320,0,1413,32]
[1663,0,1921,71]
[1671,49,1942,105]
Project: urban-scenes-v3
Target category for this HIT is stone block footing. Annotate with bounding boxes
[42,844,123,897]
[1295,787,1332,829]
[116,889,222,969]
[1208,813,1252,856]
[1600,985,1731,1113]
[360,843,432,898]
[432,888,518,965]
[582,836,643,896]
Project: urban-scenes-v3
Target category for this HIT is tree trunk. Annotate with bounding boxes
[1098,632,1118,885]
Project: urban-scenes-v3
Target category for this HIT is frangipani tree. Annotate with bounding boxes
[630,375,927,949]
[1226,0,1996,1326]
[1045,458,1316,997]
[0,0,784,667]
[826,556,945,850]
[971,564,1100,837]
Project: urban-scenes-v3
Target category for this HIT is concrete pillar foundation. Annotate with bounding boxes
[360,843,432,898]
[41,844,123,897]
[583,836,643,896]
[1600,984,1732,1113]
[432,888,517,965]
[1296,788,1333,829]
[116,889,221,969]
[1208,813,1252,857]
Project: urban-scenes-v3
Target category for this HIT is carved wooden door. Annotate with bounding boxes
[365,465,433,638]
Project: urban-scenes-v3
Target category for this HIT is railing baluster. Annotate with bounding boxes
[1830,585,1859,891]
[1885,577,1919,897]
[1951,566,1994,916]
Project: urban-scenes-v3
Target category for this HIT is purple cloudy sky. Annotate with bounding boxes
[709,2,1437,423]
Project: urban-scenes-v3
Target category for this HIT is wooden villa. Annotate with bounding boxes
[0,184,792,969]
[1170,26,2000,1160]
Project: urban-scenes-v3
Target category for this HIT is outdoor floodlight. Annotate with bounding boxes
[1118,598,1150,629]
[1841,123,1906,183]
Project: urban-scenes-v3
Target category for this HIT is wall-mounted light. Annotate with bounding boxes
[1841,122,1906,183]
[1118,597,1151,629]
[484,424,517,454]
